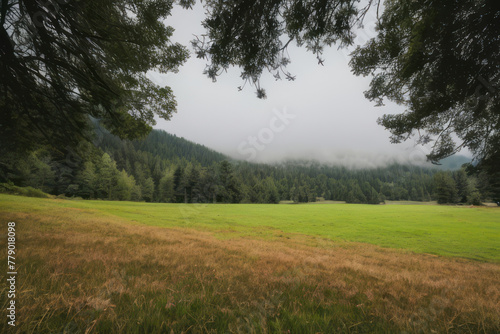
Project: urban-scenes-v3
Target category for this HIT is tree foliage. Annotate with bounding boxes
[434,172,458,204]
[194,0,361,98]
[2,1,498,201]
[350,0,500,168]
[196,0,499,178]
[2,126,491,205]
[3,0,498,185]
[0,0,189,155]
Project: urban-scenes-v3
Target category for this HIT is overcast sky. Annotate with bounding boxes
[148,3,443,168]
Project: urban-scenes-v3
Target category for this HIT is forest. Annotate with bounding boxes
[1,1,498,207]
[0,123,492,205]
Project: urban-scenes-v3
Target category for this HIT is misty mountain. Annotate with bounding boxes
[436,155,472,170]
[97,127,228,167]
[3,125,489,205]
[94,128,442,203]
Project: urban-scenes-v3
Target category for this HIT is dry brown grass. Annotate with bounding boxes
[1,205,499,333]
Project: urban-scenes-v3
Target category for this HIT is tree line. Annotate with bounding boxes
[1,126,495,205]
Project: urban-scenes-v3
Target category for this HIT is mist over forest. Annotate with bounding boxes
[1,124,487,206]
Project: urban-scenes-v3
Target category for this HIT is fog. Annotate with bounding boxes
[150,4,467,168]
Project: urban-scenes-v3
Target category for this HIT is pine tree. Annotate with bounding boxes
[142,177,155,202]
[434,172,459,204]
[217,161,242,203]
[263,177,280,204]
[454,169,470,203]
[185,163,201,203]
[96,153,118,199]
[159,171,175,203]
[367,188,381,204]
[173,166,186,203]
[28,151,55,193]
[75,161,97,199]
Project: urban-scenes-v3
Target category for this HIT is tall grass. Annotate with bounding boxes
[0,195,499,333]
[0,183,49,198]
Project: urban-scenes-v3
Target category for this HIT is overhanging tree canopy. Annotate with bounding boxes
[2,0,499,182]
[349,0,500,167]
[0,0,189,155]
[195,0,499,174]
[193,0,361,98]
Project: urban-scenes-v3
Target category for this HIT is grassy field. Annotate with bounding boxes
[0,194,499,333]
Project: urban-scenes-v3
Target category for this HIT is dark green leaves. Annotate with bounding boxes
[350,0,500,170]
[0,0,189,156]
[194,0,360,98]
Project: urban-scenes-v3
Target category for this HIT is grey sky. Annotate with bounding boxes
[149,3,448,168]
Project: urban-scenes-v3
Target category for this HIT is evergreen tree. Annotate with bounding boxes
[159,171,175,203]
[2,122,485,205]
[173,166,186,203]
[345,180,366,204]
[290,186,299,203]
[199,164,219,204]
[454,169,470,203]
[434,172,459,204]
[131,184,143,202]
[96,153,118,200]
[142,177,155,202]
[263,177,280,204]
[185,163,201,203]
[75,161,97,199]
[28,151,55,193]
[367,188,381,204]
[217,161,242,203]
[134,162,147,189]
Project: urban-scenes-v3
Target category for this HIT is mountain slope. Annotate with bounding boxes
[98,127,228,167]
[2,125,489,204]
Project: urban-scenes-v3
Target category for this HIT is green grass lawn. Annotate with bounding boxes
[1,194,498,262]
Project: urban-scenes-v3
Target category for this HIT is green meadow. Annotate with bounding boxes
[1,194,500,333]
[1,194,498,261]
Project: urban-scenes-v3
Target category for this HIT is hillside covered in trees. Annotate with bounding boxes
[1,125,495,205]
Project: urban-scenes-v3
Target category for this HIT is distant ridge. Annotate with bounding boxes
[97,126,228,167]
[134,129,228,166]
[99,124,471,172]
[4,121,485,204]
[437,155,472,170]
